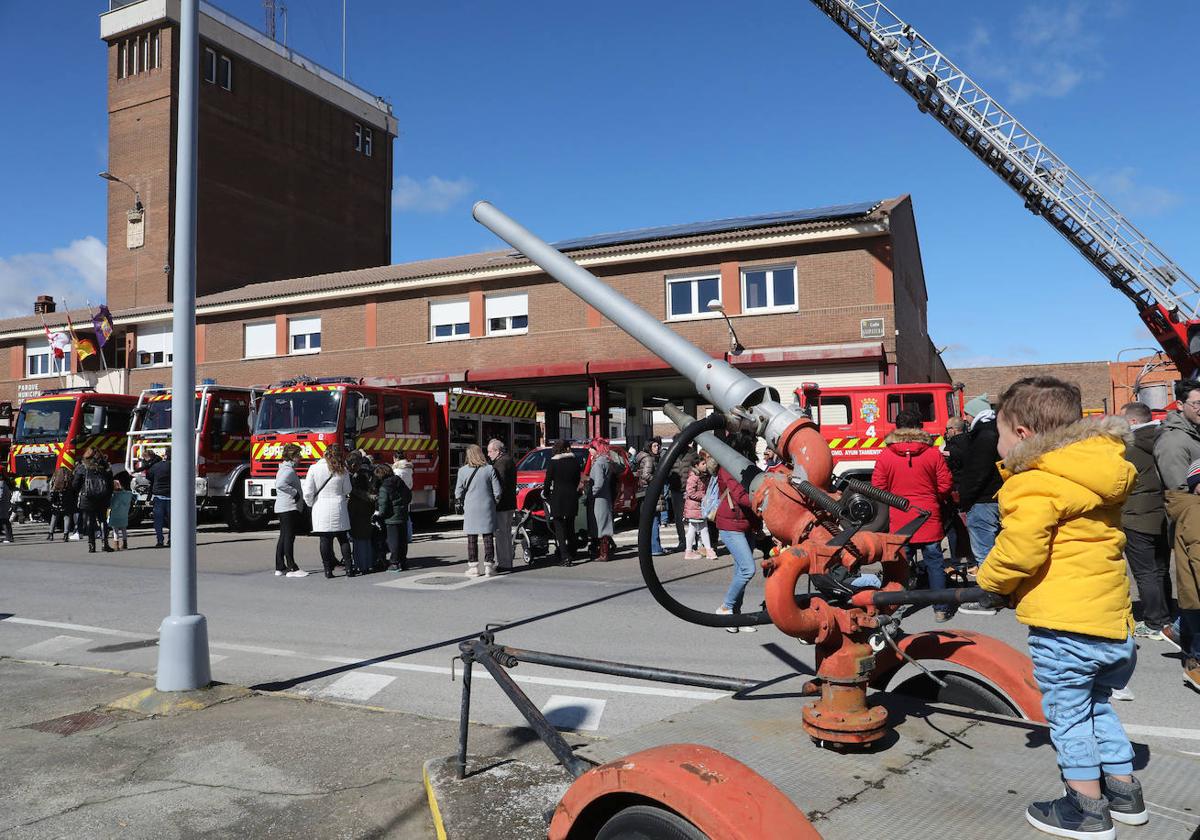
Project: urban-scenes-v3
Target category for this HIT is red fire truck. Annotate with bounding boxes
[245,378,538,524]
[125,383,262,529]
[796,381,963,483]
[7,389,139,517]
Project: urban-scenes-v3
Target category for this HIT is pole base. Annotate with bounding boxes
[156,613,212,691]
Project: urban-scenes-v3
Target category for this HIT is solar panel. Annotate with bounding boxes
[547,200,882,252]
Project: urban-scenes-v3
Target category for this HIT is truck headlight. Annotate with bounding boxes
[248,484,263,497]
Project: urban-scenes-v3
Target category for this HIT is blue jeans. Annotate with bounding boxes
[1027,628,1136,781]
[152,496,170,545]
[649,508,664,554]
[966,502,1000,563]
[719,530,756,612]
[911,542,946,592]
[1179,611,1200,659]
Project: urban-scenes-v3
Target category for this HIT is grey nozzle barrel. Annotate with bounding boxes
[662,402,765,494]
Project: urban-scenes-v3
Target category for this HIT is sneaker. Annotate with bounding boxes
[1161,622,1181,651]
[286,570,309,578]
[69,533,80,541]
[934,610,951,623]
[1025,788,1115,840]
[464,567,481,578]
[683,550,700,560]
[1110,687,1134,702]
[739,625,758,633]
[958,602,998,615]
[1102,775,1148,826]
[1185,658,1200,692]
[1133,621,1165,641]
[275,570,285,576]
[484,564,498,578]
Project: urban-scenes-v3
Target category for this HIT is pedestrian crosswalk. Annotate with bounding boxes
[17,635,90,658]
[314,672,397,702]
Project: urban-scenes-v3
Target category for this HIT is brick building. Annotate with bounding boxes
[0,196,947,443]
[100,0,396,311]
[949,361,1114,413]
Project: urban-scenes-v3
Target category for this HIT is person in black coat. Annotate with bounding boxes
[544,440,582,566]
[376,463,412,571]
[144,451,172,548]
[73,450,114,553]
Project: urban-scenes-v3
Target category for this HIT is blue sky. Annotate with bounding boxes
[0,0,1196,368]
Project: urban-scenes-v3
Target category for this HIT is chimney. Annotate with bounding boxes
[34,295,56,315]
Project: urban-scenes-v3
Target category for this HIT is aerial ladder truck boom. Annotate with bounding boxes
[808,0,1200,375]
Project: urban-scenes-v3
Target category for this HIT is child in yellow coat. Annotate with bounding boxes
[976,377,1140,840]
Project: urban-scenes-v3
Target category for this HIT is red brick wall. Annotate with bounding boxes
[948,361,1113,413]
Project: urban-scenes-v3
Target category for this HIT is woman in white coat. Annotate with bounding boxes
[303,443,353,578]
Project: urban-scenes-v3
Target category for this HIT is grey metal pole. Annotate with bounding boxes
[156,0,211,692]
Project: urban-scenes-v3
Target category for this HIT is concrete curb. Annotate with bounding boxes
[105,682,252,716]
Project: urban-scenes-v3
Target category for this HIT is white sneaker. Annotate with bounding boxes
[739,626,758,633]
[464,567,481,578]
[1111,687,1135,702]
[69,533,81,541]
[286,570,309,578]
[484,564,498,578]
[274,570,285,576]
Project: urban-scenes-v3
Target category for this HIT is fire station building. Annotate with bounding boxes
[0,0,949,446]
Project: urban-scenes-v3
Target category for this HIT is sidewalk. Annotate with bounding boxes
[0,658,543,840]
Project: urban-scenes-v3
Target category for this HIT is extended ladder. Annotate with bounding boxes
[809,0,1200,373]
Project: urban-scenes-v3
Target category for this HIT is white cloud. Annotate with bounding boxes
[941,342,1038,369]
[392,175,474,213]
[1088,167,1183,217]
[0,237,107,319]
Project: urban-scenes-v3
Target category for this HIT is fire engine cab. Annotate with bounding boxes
[7,389,138,516]
[125,383,261,529]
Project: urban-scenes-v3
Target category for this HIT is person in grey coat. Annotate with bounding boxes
[586,438,615,562]
[1153,379,1200,491]
[455,443,502,577]
[273,444,307,577]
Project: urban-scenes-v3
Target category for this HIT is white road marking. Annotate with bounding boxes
[1124,723,1200,742]
[316,673,396,702]
[210,642,298,657]
[17,635,91,657]
[3,617,143,638]
[541,695,606,731]
[1145,801,1200,821]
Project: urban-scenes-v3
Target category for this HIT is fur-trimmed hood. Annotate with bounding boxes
[1002,416,1134,504]
[883,427,934,447]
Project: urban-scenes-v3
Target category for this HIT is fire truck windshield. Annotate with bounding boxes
[139,397,202,431]
[255,391,341,435]
[14,399,75,442]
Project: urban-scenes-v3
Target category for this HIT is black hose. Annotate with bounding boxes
[839,477,911,512]
[638,414,772,629]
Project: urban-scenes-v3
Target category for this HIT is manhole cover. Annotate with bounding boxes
[418,576,466,586]
[25,710,116,736]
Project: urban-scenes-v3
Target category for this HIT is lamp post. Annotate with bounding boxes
[707,300,744,356]
[98,171,143,212]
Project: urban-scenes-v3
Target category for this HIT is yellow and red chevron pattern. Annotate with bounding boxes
[220,438,252,453]
[826,435,945,451]
[450,393,536,420]
[77,434,127,454]
[253,439,328,461]
[354,436,437,452]
[265,385,339,394]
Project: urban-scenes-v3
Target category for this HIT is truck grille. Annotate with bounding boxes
[15,453,57,477]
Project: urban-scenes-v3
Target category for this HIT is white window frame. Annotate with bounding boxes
[288,317,322,355]
[25,341,68,379]
[151,30,160,69]
[218,55,232,90]
[741,264,798,314]
[430,300,471,342]
[485,293,529,337]
[665,272,722,322]
[140,33,149,74]
[364,128,373,156]
[354,123,362,152]
[203,47,216,83]
[136,323,173,368]
[243,320,277,359]
[118,40,127,78]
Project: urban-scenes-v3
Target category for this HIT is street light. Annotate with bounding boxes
[707,300,744,356]
[98,171,143,212]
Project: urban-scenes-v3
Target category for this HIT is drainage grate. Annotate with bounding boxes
[417,576,468,587]
[25,710,117,736]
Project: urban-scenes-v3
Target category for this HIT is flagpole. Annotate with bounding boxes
[86,300,110,372]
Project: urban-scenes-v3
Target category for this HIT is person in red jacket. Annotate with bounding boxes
[714,432,763,633]
[872,409,955,621]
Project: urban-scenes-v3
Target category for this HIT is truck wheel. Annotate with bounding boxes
[224,482,271,531]
[894,671,1020,718]
[596,804,708,840]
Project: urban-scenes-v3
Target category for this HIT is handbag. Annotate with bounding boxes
[454,467,479,516]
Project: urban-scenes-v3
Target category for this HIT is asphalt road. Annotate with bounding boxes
[1,517,1197,749]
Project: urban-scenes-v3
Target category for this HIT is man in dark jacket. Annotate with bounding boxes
[145,451,171,548]
[1154,378,1200,658]
[488,439,517,572]
[957,394,1003,615]
[1121,402,1172,638]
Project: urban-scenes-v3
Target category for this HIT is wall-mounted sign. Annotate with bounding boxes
[127,209,145,249]
[17,383,43,398]
[860,317,885,339]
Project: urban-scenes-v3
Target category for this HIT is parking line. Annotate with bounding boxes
[317,673,396,702]
[1123,723,1200,742]
[17,635,91,657]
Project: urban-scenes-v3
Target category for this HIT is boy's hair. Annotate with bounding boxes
[1121,402,1152,424]
[996,377,1082,434]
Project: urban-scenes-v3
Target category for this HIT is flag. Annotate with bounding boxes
[92,305,114,348]
[41,318,69,360]
[64,308,96,362]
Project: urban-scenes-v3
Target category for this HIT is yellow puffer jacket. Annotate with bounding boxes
[976,416,1136,640]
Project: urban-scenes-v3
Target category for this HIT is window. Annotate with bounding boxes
[118,41,127,78]
[666,273,720,320]
[886,392,936,424]
[383,397,405,434]
[485,293,529,336]
[811,396,851,426]
[218,55,232,90]
[140,32,148,74]
[151,30,159,69]
[353,124,373,156]
[136,323,173,367]
[742,265,797,313]
[354,123,362,152]
[346,392,379,436]
[25,341,68,379]
[288,317,321,355]
[430,300,470,341]
[243,320,277,358]
[364,128,373,157]
[203,48,216,83]
[407,397,430,435]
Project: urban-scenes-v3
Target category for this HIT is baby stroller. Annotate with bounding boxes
[511,485,556,565]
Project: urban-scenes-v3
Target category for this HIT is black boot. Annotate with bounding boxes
[88,542,96,553]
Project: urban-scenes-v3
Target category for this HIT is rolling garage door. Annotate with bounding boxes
[751,364,882,403]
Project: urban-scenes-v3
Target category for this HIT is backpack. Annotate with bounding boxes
[700,476,721,522]
[84,470,108,501]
